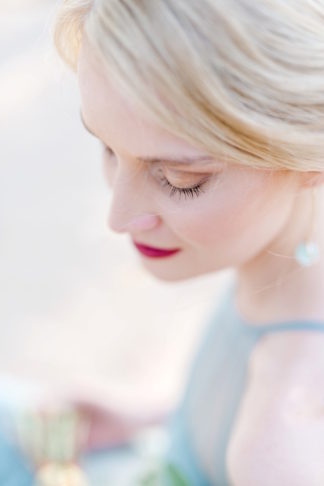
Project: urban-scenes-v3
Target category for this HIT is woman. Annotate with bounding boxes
[55,1,324,484]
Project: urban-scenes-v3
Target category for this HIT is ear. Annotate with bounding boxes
[299,171,324,189]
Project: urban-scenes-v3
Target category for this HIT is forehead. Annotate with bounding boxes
[77,38,207,159]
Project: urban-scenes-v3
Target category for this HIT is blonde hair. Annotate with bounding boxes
[54,0,324,171]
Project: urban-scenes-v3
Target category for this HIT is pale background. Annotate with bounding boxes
[0,0,232,419]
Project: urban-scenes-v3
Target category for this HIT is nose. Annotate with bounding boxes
[107,211,161,233]
[106,168,161,234]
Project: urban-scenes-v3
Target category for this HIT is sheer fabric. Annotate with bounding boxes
[164,282,324,485]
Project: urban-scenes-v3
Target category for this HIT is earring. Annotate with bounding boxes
[294,188,320,267]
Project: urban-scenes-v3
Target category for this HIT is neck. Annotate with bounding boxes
[235,186,324,325]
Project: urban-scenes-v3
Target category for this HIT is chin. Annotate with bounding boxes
[139,260,216,283]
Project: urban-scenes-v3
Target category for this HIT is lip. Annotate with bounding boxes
[132,241,181,258]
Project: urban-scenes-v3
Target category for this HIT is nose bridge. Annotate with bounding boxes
[107,164,160,233]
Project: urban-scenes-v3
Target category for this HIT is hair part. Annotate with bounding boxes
[54,0,324,172]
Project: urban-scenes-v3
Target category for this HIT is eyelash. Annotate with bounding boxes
[103,145,206,200]
[159,176,205,200]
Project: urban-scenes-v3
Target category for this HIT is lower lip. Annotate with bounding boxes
[133,242,181,258]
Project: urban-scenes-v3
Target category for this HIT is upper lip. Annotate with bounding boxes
[132,240,180,251]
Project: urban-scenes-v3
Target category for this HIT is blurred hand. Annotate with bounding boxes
[75,400,171,451]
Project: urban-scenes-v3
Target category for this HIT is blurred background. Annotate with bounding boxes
[0,0,231,482]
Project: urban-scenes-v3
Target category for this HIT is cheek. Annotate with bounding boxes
[168,171,291,250]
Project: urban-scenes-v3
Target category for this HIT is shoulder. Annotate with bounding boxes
[249,327,324,383]
[226,329,324,486]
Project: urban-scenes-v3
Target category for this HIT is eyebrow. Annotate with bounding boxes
[80,111,215,167]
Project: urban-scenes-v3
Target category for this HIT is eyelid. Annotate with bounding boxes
[159,168,211,189]
[163,164,214,182]
[167,174,210,187]
[164,167,212,178]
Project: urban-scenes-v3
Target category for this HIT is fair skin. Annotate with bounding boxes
[77,37,324,482]
[78,38,324,324]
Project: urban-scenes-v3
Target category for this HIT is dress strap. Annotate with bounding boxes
[226,281,324,334]
[248,321,324,335]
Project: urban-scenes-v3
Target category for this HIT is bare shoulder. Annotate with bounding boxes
[249,328,324,383]
[226,329,324,486]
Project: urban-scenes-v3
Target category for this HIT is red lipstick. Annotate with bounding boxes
[133,241,181,258]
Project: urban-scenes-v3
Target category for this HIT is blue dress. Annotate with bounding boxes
[0,430,33,485]
[162,282,324,485]
[1,281,324,485]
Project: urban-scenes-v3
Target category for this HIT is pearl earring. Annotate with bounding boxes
[294,188,320,267]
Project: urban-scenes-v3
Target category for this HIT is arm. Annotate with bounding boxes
[226,331,324,486]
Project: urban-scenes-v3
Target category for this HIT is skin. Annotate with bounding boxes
[78,37,324,326]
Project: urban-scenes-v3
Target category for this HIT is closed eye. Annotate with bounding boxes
[102,141,210,200]
[159,176,207,200]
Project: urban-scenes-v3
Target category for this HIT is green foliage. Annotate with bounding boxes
[137,467,160,486]
[137,461,190,486]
